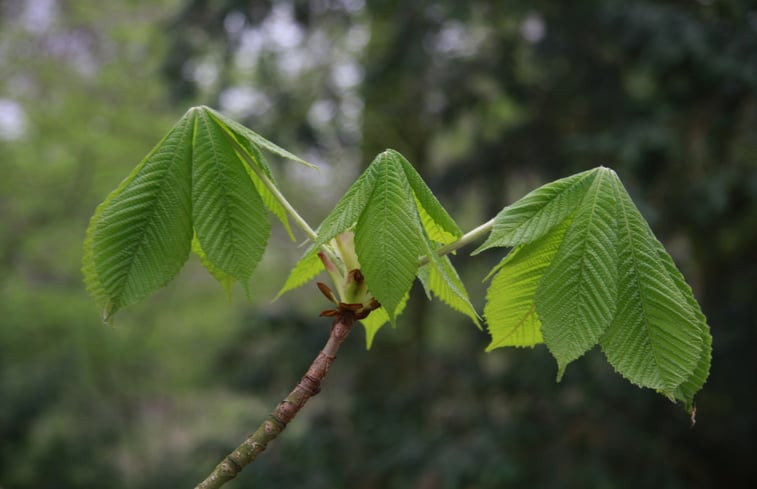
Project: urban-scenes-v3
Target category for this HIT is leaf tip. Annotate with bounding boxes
[102,303,117,326]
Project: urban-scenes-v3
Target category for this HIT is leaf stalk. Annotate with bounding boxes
[418,217,496,266]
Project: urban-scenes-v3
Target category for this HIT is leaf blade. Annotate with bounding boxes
[204,107,296,239]
[354,151,423,322]
[192,110,271,293]
[203,106,317,169]
[275,247,325,299]
[360,292,409,349]
[654,238,711,409]
[420,235,480,327]
[82,109,195,319]
[398,153,462,242]
[312,163,378,250]
[535,168,618,377]
[484,218,572,350]
[599,176,704,394]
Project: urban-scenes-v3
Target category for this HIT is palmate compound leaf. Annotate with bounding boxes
[481,167,711,407]
[82,109,195,319]
[290,149,474,343]
[84,106,312,319]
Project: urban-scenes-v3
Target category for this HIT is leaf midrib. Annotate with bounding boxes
[563,171,606,349]
[111,118,192,302]
[614,178,665,383]
[200,113,240,270]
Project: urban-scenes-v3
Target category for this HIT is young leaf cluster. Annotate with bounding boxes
[82,106,312,321]
[477,167,710,408]
[282,149,479,347]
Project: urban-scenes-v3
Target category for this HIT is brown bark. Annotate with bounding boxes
[194,311,356,489]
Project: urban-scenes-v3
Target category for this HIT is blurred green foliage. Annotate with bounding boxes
[1,0,755,488]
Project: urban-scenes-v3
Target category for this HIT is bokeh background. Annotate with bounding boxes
[2,1,756,487]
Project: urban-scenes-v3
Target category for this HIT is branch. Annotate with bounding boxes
[195,312,357,489]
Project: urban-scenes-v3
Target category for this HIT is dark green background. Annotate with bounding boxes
[1,1,755,487]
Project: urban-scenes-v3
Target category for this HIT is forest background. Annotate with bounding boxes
[1,1,755,487]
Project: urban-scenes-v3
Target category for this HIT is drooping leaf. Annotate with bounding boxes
[311,149,472,328]
[360,292,409,349]
[474,168,596,253]
[599,177,703,395]
[354,152,423,323]
[82,109,196,320]
[84,106,315,317]
[312,163,379,250]
[276,247,325,299]
[654,237,710,410]
[192,234,234,298]
[399,156,461,242]
[206,107,303,239]
[414,195,459,245]
[192,109,271,295]
[536,168,618,378]
[420,235,480,327]
[240,144,295,240]
[484,218,571,350]
[480,166,712,406]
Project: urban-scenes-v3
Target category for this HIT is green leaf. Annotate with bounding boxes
[241,144,295,240]
[399,155,461,242]
[655,237,710,409]
[484,218,571,350]
[312,162,379,250]
[421,235,480,327]
[192,109,271,294]
[673,326,711,411]
[354,151,423,322]
[482,166,711,406]
[360,292,409,349]
[416,265,433,300]
[203,106,317,169]
[474,168,596,253]
[276,248,324,299]
[192,234,234,298]
[599,177,703,395]
[314,149,469,326]
[536,168,618,378]
[203,107,298,240]
[82,109,195,320]
[414,195,459,244]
